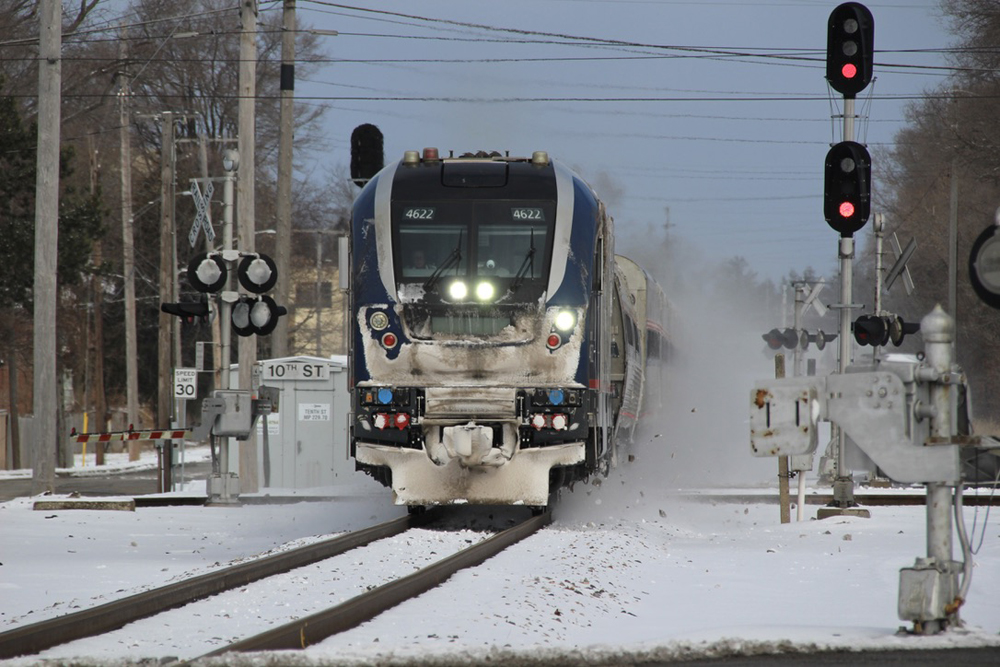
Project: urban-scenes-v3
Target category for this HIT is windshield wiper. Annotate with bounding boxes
[423,229,463,291]
[510,228,537,293]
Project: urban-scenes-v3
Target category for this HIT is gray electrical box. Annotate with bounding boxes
[210,390,254,439]
[250,355,365,490]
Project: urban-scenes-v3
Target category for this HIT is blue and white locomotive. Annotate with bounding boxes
[348,148,670,509]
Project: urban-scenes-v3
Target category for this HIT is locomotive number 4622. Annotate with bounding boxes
[403,207,435,220]
[511,207,544,221]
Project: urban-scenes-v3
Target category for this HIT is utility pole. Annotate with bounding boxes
[86,137,107,464]
[273,0,295,358]
[31,0,61,494]
[119,26,139,458]
[238,0,260,492]
[156,111,176,462]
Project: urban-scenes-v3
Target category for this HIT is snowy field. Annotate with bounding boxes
[2,448,999,665]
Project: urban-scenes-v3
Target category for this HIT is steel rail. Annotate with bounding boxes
[200,510,552,657]
[0,512,431,660]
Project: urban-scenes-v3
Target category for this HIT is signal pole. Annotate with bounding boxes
[238,0,259,492]
[822,2,874,517]
[833,96,857,512]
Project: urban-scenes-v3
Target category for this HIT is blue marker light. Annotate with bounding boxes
[548,389,565,406]
[377,388,394,404]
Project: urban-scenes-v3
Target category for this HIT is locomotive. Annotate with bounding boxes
[348,148,671,509]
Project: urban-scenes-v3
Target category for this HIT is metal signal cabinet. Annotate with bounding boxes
[225,356,370,491]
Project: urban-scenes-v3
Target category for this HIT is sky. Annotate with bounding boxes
[2,445,999,664]
[280,0,954,285]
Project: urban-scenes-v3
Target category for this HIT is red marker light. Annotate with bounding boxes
[381,332,398,348]
[841,63,857,79]
[839,201,855,218]
[394,413,410,429]
[546,333,561,349]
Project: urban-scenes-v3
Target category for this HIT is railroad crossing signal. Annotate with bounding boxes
[188,252,227,292]
[826,2,874,98]
[188,180,216,247]
[808,331,838,351]
[762,328,837,351]
[183,251,287,337]
[853,314,887,346]
[824,141,871,237]
[763,328,798,350]
[853,314,919,347]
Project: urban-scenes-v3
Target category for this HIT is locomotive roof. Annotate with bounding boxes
[390,152,559,201]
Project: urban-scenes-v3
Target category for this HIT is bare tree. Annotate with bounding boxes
[870,0,1000,415]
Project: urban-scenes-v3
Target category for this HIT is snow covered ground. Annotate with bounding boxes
[2,315,999,663]
[2,447,999,665]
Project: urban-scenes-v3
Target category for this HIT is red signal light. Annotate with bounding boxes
[839,201,855,218]
[841,63,857,79]
[546,333,562,349]
[381,332,398,349]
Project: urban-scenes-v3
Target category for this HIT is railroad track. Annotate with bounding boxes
[0,508,550,661]
[0,511,429,660]
[198,509,551,658]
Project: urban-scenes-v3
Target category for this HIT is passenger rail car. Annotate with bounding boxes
[348,149,668,508]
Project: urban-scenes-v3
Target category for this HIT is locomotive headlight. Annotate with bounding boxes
[554,310,576,332]
[448,280,468,301]
[369,311,389,331]
[475,281,495,302]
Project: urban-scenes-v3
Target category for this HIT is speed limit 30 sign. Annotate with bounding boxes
[174,368,198,399]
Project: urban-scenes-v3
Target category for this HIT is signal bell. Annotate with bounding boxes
[826,2,874,98]
[824,141,871,237]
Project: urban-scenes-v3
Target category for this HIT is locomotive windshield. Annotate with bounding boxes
[394,200,553,287]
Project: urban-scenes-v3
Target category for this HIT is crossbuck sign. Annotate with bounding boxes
[188,179,216,247]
